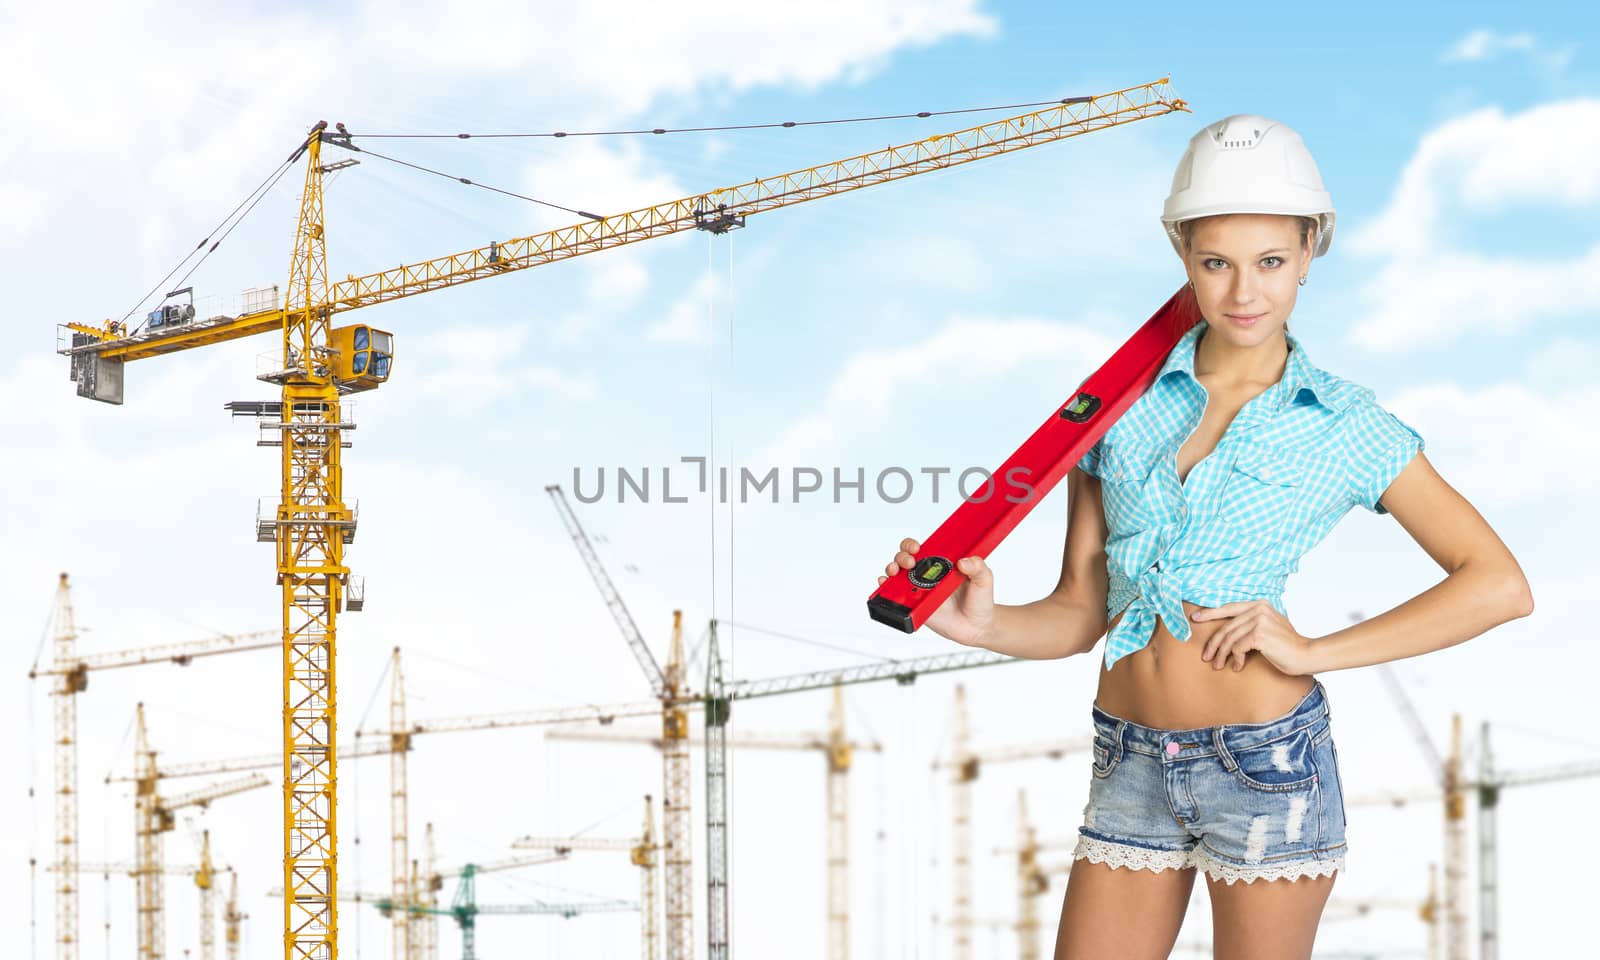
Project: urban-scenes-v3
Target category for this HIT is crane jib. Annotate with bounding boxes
[51,77,1191,960]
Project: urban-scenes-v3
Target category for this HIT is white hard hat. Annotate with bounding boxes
[1161,114,1336,257]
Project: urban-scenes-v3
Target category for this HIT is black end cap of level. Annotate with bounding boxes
[868,596,915,633]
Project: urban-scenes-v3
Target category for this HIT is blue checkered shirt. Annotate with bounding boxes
[1076,320,1424,670]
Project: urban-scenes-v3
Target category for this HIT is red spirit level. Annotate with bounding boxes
[867,284,1202,633]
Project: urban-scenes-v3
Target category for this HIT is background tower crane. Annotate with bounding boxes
[511,795,661,960]
[1014,791,1047,960]
[117,653,662,960]
[188,826,220,960]
[552,482,1012,958]
[61,81,1186,960]
[225,869,245,960]
[271,850,613,960]
[410,822,439,960]
[548,482,698,960]
[1355,612,1600,960]
[389,647,410,960]
[549,682,879,960]
[133,702,272,960]
[935,684,1092,957]
[29,574,276,960]
[996,801,1432,960]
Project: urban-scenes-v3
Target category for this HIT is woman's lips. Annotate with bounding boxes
[1226,312,1265,325]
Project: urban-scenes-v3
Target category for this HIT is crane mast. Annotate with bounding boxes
[56,80,1188,960]
[50,574,82,960]
[32,575,274,960]
[390,648,411,960]
[275,124,346,960]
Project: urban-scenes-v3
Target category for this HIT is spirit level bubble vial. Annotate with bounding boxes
[866,284,1202,633]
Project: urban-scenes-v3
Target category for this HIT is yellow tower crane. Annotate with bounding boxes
[1350,712,1600,960]
[190,827,219,960]
[62,840,250,960]
[59,80,1187,960]
[119,650,664,959]
[510,794,661,960]
[388,647,410,960]
[553,472,1036,959]
[934,684,1093,958]
[363,646,667,960]
[225,868,246,960]
[28,574,276,960]
[132,702,272,960]
[408,822,439,960]
[1013,791,1047,960]
[547,682,879,960]
[178,824,244,960]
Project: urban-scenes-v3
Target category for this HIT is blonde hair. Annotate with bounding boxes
[1175,215,1318,252]
[1177,215,1315,337]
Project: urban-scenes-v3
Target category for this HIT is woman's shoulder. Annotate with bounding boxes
[1299,363,1425,472]
[1301,363,1379,419]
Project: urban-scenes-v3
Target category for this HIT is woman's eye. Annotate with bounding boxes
[1203,258,1228,270]
[1261,256,1284,268]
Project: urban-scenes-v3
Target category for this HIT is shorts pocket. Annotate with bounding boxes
[1090,727,1121,779]
[1324,734,1349,828]
[1229,727,1318,793]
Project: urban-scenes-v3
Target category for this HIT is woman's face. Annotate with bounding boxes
[1179,213,1312,347]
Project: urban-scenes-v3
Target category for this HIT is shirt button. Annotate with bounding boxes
[1165,741,1180,756]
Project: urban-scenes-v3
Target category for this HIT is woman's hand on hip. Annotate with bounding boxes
[1191,600,1316,676]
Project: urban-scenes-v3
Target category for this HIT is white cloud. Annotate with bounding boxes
[1350,243,1600,350]
[1519,334,1600,385]
[0,181,47,247]
[1346,99,1600,350]
[1388,379,1600,507]
[750,314,1114,465]
[646,270,725,345]
[1440,29,1574,69]
[363,0,998,116]
[406,325,597,412]
[1349,100,1600,259]
[516,138,693,235]
[0,0,995,325]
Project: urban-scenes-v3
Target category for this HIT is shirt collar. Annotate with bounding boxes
[1157,319,1329,413]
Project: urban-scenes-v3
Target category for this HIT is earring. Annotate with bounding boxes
[1298,275,1307,286]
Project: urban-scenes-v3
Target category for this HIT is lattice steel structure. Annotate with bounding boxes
[57,80,1189,960]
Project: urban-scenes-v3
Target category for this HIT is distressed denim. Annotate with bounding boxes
[1073,681,1348,884]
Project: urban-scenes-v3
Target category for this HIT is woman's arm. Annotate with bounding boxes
[958,466,1111,660]
[1306,451,1534,672]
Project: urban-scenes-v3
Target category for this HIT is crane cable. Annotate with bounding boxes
[339,94,1094,140]
[118,90,1092,337]
[712,618,895,664]
[118,156,297,333]
[343,142,604,222]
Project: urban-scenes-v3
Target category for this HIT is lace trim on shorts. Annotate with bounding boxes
[1073,836,1345,885]
[1191,848,1345,886]
[1071,835,1192,873]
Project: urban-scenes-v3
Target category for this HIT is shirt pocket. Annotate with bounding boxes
[1096,437,1164,537]
[1219,441,1309,543]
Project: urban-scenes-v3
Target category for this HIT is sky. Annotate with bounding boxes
[4,1,1598,958]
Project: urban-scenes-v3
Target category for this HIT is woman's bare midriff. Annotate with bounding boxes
[1092,597,1315,730]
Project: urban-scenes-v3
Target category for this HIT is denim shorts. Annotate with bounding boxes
[1071,680,1347,884]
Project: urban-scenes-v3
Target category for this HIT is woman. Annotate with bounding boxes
[878,114,1533,959]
